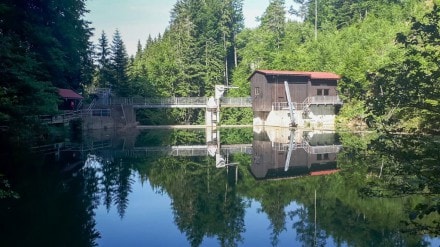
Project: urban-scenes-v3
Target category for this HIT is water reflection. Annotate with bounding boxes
[251,127,341,180]
[1,128,439,246]
[0,150,100,247]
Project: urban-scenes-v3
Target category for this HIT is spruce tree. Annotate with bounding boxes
[110,30,129,95]
[96,31,113,88]
[260,0,286,50]
[0,0,93,143]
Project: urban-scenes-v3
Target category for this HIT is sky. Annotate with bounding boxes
[85,0,282,56]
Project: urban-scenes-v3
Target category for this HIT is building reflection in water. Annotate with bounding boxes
[251,127,342,180]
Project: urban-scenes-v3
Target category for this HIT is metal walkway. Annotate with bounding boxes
[122,144,253,157]
[109,97,252,108]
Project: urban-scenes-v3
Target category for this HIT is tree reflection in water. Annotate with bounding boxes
[359,134,440,236]
[2,128,439,246]
[83,154,134,219]
[0,150,101,247]
[143,156,246,247]
[130,128,438,246]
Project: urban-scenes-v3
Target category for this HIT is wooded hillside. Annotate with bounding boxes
[123,0,439,133]
[1,0,439,142]
[0,0,93,144]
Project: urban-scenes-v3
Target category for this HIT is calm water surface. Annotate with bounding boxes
[1,127,439,247]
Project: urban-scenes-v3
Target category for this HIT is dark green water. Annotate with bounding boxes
[0,128,439,247]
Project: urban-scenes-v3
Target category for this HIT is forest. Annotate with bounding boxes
[1,0,440,146]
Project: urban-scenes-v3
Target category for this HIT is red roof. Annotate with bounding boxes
[57,88,83,99]
[250,70,341,80]
[310,169,340,176]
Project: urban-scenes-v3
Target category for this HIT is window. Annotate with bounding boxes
[317,89,330,96]
[317,89,323,96]
[254,87,260,96]
[317,153,329,160]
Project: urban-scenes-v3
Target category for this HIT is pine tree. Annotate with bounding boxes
[0,0,93,143]
[260,0,286,50]
[96,31,113,88]
[110,30,129,95]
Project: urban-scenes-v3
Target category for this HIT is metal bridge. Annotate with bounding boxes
[32,141,252,157]
[119,144,253,157]
[109,97,252,108]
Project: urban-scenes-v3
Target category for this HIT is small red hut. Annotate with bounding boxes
[57,88,83,111]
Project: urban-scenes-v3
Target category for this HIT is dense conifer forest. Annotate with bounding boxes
[1,0,439,146]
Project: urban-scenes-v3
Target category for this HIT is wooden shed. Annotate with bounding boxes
[58,88,83,110]
[249,70,342,127]
[249,70,341,112]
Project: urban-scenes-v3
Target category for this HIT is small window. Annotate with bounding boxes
[317,89,323,96]
[317,89,329,96]
[254,87,260,96]
[318,153,329,160]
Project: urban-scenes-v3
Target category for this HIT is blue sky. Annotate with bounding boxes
[85,0,280,55]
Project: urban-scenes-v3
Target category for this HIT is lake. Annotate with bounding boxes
[1,127,439,247]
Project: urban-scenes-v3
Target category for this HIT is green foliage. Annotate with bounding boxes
[358,134,440,235]
[220,108,253,125]
[100,0,437,133]
[127,0,244,99]
[367,4,440,134]
[135,129,205,147]
[0,0,93,144]
[0,174,19,199]
[95,31,113,88]
[336,100,370,128]
[219,127,252,144]
[110,30,130,96]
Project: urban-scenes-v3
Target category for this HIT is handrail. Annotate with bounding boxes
[109,97,252,108]
[304,96,343,105]
[273,96,343,110]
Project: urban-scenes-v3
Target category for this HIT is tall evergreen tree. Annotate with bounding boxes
[96,31,113,88]
[260,0,286,49]
[0,0,93,143]
[110,30,129,95]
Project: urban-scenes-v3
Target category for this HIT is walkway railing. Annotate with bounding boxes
[220,97,252,107]
[305,96,343,105]
[272,96,343,110]
[79,109,111,117]
[129,144,252,157]
[111,97,206,108]
[275,141,342,154]
[39,111,82,124]
[109,97,252,108]
[272,102,306,111]
[302,143,342,154]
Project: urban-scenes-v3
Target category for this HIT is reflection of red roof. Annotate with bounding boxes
[251,70,341,80]
[58,88,83,99]
[310,169,340,176]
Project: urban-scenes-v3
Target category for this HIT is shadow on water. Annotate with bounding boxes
[0,127,439,246]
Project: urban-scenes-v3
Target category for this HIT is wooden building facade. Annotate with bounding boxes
[249,70,342,127]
